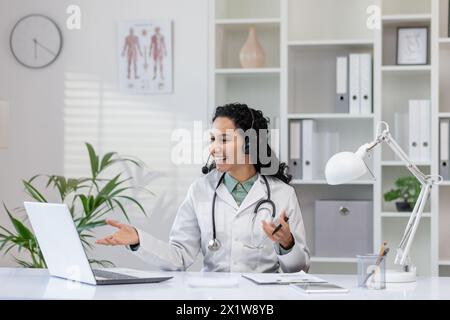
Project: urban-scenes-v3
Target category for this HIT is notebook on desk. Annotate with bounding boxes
[241,271,327,285]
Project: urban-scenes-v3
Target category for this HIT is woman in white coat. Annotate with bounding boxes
[96,103,310,273]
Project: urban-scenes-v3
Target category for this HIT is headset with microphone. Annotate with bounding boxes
[203,107,276,251]
[202,154,212,175]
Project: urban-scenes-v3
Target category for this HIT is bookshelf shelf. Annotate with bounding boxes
[311,257,358,263]
[215,68,280,74]
[287,39,374,47]
[382,14,432,26]
[439,260,450,266]
[291,179,374,185]
[381,65,432,73]
[381,212,432,218]
[215,18,281,26]
[381,160,431,166]
[287,113,374,120]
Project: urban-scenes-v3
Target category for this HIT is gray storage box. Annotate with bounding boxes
[314,200,373,258]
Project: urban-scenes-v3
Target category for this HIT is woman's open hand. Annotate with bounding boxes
[95,219,140,246]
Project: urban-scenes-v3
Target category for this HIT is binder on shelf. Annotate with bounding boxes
[349,54,360,115]
[289,120,302,179]
[335,56,349,113]
[440,118,450,180]
[317,131,340,179]
[302,120,315,180]
[419,100,431,163]
[359,54,372,115]
[409,100,421,162]
[394,112,408,161]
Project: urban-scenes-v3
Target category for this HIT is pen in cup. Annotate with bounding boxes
[363,243,389,286]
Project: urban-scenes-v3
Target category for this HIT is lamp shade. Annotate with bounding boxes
[325,151,367,185]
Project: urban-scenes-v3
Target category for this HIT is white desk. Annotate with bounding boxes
[1,268,450,300]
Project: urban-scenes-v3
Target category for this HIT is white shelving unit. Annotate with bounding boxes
[209,0,448,276]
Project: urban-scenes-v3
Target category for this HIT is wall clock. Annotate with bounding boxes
[10,14,63,69]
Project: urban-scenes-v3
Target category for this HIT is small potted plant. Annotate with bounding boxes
[384,176,421,212]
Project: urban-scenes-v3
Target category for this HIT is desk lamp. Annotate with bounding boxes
[325,122,442,283]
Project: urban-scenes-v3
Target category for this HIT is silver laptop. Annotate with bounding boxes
[24,202,172,285]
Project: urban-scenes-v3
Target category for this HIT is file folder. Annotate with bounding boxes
[440,119,450,180]
[359,54,372,115]
[409,100,421,162]
[289,121,302,179]
[335,56,349,113]
[349,54,360,114]
[419,100,431,162]
[302,120,315,180]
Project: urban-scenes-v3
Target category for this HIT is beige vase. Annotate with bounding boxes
[239,26,265,68]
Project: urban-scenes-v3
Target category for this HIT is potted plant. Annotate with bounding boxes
[0,143,153,268]
[383,176,421,212]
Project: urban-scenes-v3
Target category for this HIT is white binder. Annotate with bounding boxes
[319,131,340,179]
[440,119,450,180]
[289,121,302,179]
[419,100,431,162]
[302,120,315,180]
[349,54,360,114]
[335,56,349,113]
[409,100,421,162]
[359,54,372,114]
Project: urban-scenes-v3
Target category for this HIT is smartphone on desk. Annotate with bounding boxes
[290,283,349,294]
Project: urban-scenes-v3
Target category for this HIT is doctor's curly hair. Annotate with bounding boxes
[211,103,292,184]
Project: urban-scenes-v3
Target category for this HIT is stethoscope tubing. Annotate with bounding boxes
[209,172,275,251]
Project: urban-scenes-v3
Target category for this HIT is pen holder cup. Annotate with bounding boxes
[357,254,386,290]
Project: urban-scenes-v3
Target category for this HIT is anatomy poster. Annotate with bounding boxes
[118,20,172,94]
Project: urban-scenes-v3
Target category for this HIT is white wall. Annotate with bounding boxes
[0,0,209,270]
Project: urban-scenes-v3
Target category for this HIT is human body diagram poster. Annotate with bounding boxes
[118,20,172,94]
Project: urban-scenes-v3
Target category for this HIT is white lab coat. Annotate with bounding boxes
[131,170,310,273]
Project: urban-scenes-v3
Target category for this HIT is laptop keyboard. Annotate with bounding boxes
[92,269,138,280]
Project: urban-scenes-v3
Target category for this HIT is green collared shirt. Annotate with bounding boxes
[222,173,293,255]
[223,173,259,206]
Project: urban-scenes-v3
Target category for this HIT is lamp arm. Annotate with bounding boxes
[395,183,431,267]
[368,123,439,267]
[363,128,428,183]
[382,131,428,184]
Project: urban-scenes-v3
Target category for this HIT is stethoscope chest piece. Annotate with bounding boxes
[208,238,221,251]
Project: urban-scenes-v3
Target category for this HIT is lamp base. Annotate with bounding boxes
[385,267,417,283]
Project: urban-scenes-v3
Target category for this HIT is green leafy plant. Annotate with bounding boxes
[384,176,421,211]
[0,143,151,268]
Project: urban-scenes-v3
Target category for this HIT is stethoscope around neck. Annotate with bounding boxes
[207,172,276,251]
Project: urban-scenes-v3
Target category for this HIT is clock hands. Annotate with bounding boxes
[32,38,57,57]
[33,39,37,59]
